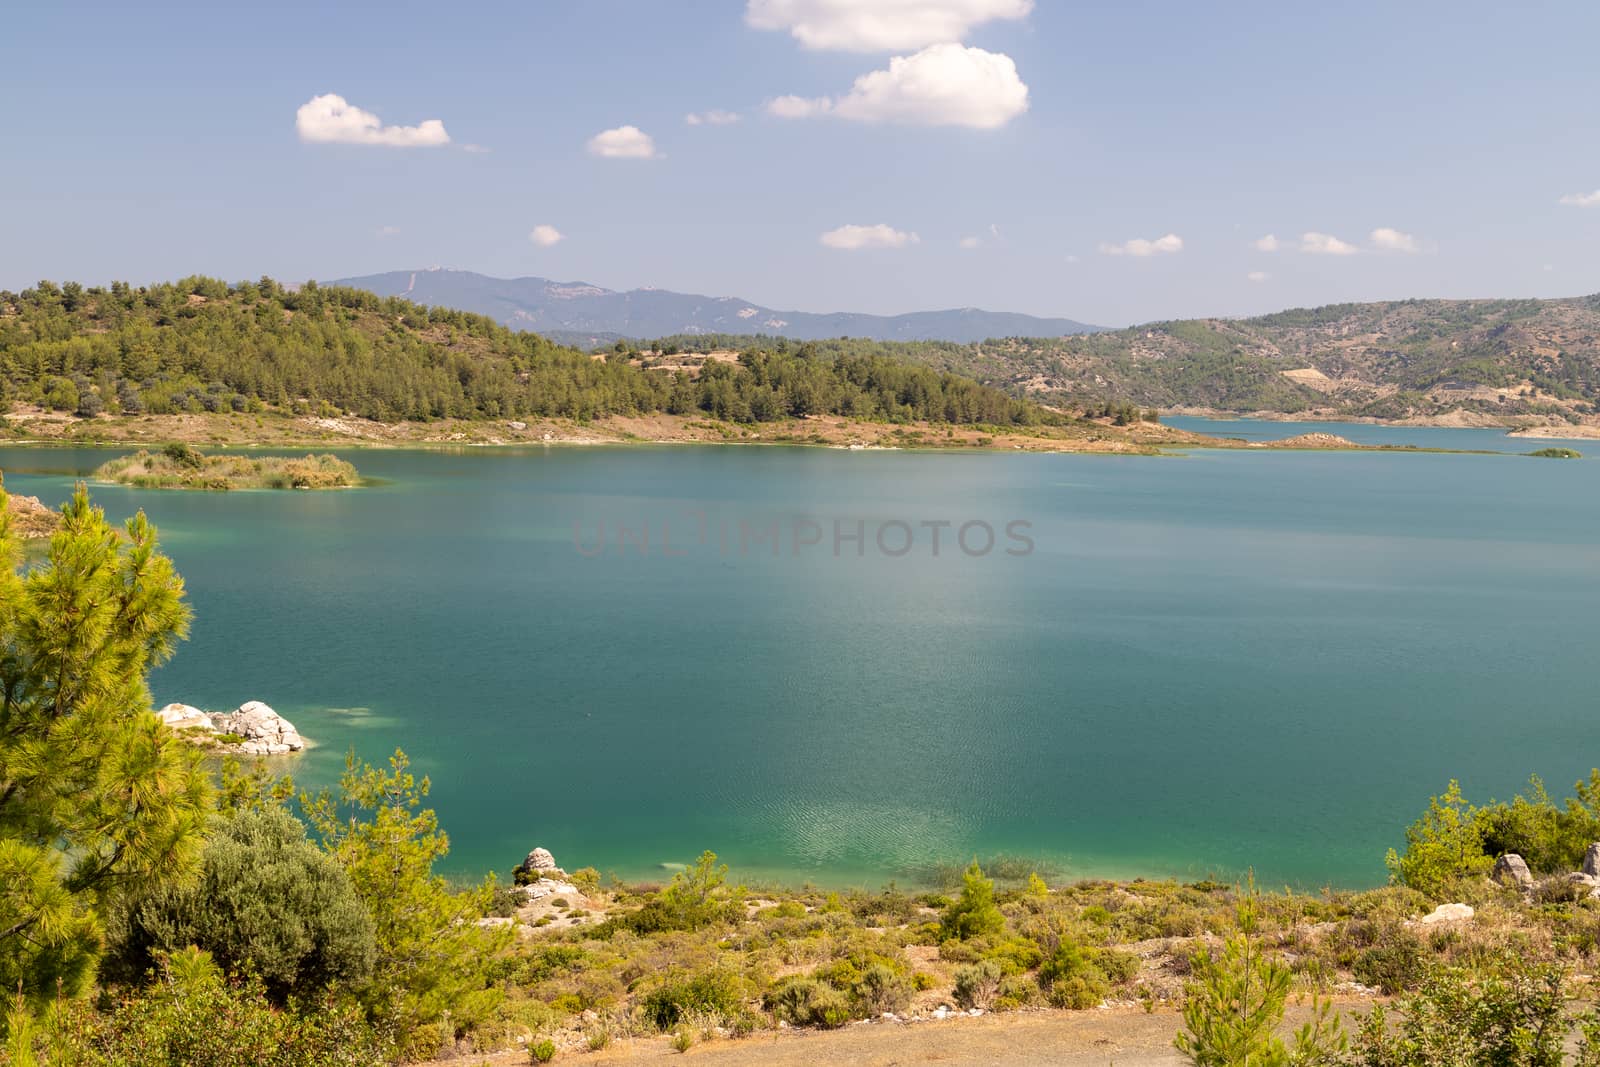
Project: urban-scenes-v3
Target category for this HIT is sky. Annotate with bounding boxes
[4,0,1600,327]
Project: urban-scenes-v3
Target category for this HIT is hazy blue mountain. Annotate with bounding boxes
[331,269,1103,344]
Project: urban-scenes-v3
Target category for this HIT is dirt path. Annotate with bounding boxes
[441,1002,1358,1066]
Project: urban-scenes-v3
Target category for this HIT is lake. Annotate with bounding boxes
[2,423,1596,890]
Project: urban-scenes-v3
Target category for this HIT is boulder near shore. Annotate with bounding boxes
[157,700,306,755]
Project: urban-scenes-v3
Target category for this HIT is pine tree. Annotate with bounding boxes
[0,482,211,1010]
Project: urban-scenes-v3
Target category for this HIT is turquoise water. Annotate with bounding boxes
[2,431,1597,890]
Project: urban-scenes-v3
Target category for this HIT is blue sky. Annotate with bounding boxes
[4,0,1599,326]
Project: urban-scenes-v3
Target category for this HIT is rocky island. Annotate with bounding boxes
[95,444,358,490]
[156,700,307,754]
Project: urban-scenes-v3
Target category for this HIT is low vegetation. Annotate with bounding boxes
[94,443,358,489]
[1529,447,1582,459]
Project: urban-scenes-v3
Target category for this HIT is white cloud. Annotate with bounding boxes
[1559,189,1600,207]
[376,225,401,238]
[746,0,1032,52]
[1247,271,1269,283]
[959,235,982,249]
[460,143,491,154]
[529,225,565,247]
[587,125,659,159]
[1098,233,1183,257]
[295,93,450,147]
[768,95,834,118]
[1370,227,1420,253]
[1300,231,1358,256]
[770,44,1028,129]
[1254,233,1280,252]
[820,223,920,250]
[686,110,741,126]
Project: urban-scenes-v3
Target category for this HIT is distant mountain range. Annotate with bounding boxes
[330,269,1102,345]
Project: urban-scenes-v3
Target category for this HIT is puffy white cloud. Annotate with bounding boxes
[767,95,834,118]
[746,0,1032,52]
[295,94,450,147]
[1559,189,1600,207]
[686,109,741,126]
[1300,231,1358,256]
[1370,227,1420,253]
[1254,233,1280,252]
[1099,233,1183,257]
[770,44,1028,129]
[820,224,920,250]
[1247,270,1269,283]
[529,225,565,247]
[587,125,659,159]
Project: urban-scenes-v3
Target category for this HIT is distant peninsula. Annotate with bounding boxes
[95,445,359,490]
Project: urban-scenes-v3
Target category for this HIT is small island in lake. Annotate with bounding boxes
[1528,447,1582,459]
[95,443,359,490]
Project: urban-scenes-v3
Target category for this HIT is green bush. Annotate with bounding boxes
[36,967,391,1066]
[853,963,912,1016]
[763,977,851,1029]
[529,1038,557,1063]
[106,807,375,1002]
[1353,932,1426,995]
[940,862,1005,941]
[953,961,1001,1010]
[640,969,742,1031]
[1386,780,1493,900]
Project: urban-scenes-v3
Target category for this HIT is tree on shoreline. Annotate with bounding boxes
[0,483,210,1010]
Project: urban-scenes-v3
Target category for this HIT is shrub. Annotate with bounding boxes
[35,966,392,1066]
[1386,780,1493,900]
[105,807,375,1002]
[1049,973,1109,1010]
[941,862,1005,941]
[953,961,1002,1010]
[853,963,912,1016]
[529,1038,557,1063]
[640,970,741,1031]
[764,977,850,1029]
[1353,932,1427,995]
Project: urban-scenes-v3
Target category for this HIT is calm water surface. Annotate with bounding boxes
[2,427,1596,889]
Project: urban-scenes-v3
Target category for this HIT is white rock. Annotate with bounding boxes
[1419,903,1474,925]
[1584,843,1600,877]
[215,701,304,754]
[157,703,217,731]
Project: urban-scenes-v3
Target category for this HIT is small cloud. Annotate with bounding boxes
[1370,227,1421,253]
[1300,231,1358,256]
[768,44,1028,129]
[686,110,740,126]
[1254,234,1280,252]
[820,224,920,250]
[1544,263,1555,272]
[768,94,834,119]
[1064,254,1080,264]
[295,93,450,147]
[460,143,491,154]
[1099,233,1183,257]
[376,225,401,238]
[587,125,659,159]
[746,0,1034,52]
[1247,271,1269,283]
[529,225,565,248]
[1559,189,1600,207]
[959,235,982,249]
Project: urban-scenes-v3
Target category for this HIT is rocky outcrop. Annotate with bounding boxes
[213,701,305,755]
[1492,853,1535,891]
[1583,843,1600,877]
[6,493,60,539]
[514,847,568,885]
[157,700,305,755]
[157,703,218,733]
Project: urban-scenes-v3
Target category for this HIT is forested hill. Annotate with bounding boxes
[0,277,1059,427]
[645,296,1600,424]
[331,268,1103,344]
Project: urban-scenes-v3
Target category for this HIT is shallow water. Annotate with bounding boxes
[3,429,1596,889]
